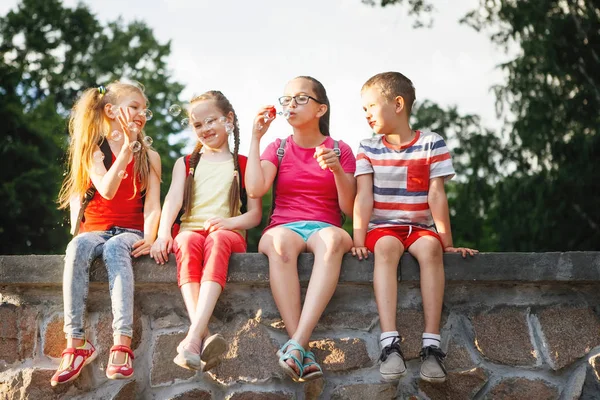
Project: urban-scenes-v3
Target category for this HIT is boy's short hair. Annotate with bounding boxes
[362,72,416,114]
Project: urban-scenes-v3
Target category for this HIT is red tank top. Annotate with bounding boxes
[80,157,144,233]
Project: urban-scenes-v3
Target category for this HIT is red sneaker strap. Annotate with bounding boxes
[110,345,135,359]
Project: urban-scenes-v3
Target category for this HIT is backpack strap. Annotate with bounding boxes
[268,138,288,224]
[73,140,114,236]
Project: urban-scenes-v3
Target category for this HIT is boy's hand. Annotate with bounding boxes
[351,246,369,260]
[444,246,478,258]
[150,236,173,265]
[132,238,153,258]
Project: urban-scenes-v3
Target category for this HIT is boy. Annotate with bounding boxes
[352,72,477,383]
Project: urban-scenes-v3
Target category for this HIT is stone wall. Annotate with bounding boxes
[1,253,600,400]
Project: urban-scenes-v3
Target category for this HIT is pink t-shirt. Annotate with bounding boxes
[261,135,356,231]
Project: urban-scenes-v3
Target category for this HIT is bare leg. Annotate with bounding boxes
[259,227,306,374]
[295,227,352,373]
[185,281,222,346]
[408,236,445,334]
[373,236,404,333]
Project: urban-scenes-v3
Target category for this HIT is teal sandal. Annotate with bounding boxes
[278,339,305,382]
[301,350,323,381]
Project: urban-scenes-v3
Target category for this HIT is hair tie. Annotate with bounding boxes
[233,170,238,177]
[188,167,195,175]
[97,85,106,95]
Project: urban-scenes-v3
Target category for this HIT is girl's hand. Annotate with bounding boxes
[116,107,136,149]
[252,106,276,140]
[444,246,479,258]
[132,238,153,258]
[314,145,341,173]
[150,236,173,265]
[351,246,369,260]
[204,217,234,233]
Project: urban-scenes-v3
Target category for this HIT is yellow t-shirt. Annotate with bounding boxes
[179,157,243,236]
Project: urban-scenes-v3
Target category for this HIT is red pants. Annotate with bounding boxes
[365,225,443,252]
[173,230,246,288]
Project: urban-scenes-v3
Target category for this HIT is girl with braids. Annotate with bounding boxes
[52,82,161,386]
[245,76,356,382]
[150,90,262,371]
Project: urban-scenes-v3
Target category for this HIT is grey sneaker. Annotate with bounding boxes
[419,346,447,383]
[379,339,407,381]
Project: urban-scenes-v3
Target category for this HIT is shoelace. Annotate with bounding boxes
[419,346,447,374]
[379,338,405,362]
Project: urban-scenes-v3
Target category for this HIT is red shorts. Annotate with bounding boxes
[365,226,443,252]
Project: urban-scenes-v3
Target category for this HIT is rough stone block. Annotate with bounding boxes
[581,354,600,398]
[0,304,18,338]
[0,338,18,364]
[210,316,282,385]
[309,338,371,372]
[396,309,448,360]
[113,381,138,400]
[419,367,488,400]
[151,332,195,386]
[537,307,600,370]
[444,337,477,371]
[43,314,65,358]
[317,311,377,331]
[151,312,186,330]
[168,389,213,400]
[18,306,39,360]
[471,308,536,366]
[17,368,70,399]
[331,383,397,400]
[226,391,294,400]
[485,377,559,400]
[304,378,325,400]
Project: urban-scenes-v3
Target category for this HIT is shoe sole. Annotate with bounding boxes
[381,369,407,382]
[173,350,202,371]
[200,335,227,372]
[106,371,134,380]
[420,372,447,383]
[51,349,98,386]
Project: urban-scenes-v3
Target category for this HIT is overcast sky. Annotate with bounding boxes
[2,0,512,154]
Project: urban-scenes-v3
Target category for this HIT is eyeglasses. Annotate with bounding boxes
[278,95,323,106]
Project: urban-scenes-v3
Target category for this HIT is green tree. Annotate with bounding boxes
[0,0,186,254]
[463,0,600,250]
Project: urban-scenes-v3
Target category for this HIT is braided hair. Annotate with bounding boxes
[181,90,241,219]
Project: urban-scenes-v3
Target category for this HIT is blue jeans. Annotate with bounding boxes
[63,227,143,340]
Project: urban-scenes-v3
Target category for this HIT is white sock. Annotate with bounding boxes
[380,331,400,349]
[422,333,441,348]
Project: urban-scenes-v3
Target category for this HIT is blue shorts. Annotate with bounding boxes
[279,221,335,242]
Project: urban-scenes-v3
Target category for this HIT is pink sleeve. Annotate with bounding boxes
[337,140,356,174]
[260,138,281,167]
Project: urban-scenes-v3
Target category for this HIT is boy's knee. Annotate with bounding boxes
[374,236,404,260]
[412,237,443,262]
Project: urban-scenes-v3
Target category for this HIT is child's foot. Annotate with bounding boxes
[301,350,323,381]
[106,345,135,380]
[277,339,304,382]
[379,339,407,381]
[173,340,202,371]
[419,345,447,383]
[200,334,227,372]
[50,341,97,386]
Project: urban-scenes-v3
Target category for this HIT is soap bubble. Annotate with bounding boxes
[129,141,142,152]
[169,104,182,117]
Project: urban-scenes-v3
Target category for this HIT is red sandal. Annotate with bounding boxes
[50,341,97,386]
[106,345,135,380]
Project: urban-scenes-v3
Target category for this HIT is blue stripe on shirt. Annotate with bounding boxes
[374,187,428,197]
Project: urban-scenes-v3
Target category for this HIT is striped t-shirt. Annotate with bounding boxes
[355,130,455,232]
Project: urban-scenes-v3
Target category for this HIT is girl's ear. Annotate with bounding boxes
[394,96,405,114]
[316,104,328,118]
[104,103,117,120]
[226,110,235,124]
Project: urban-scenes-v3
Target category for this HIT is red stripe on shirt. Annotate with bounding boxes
[374,201,430,211]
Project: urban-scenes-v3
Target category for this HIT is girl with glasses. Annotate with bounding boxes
[150,91,262,371]
[245,76,357,382]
